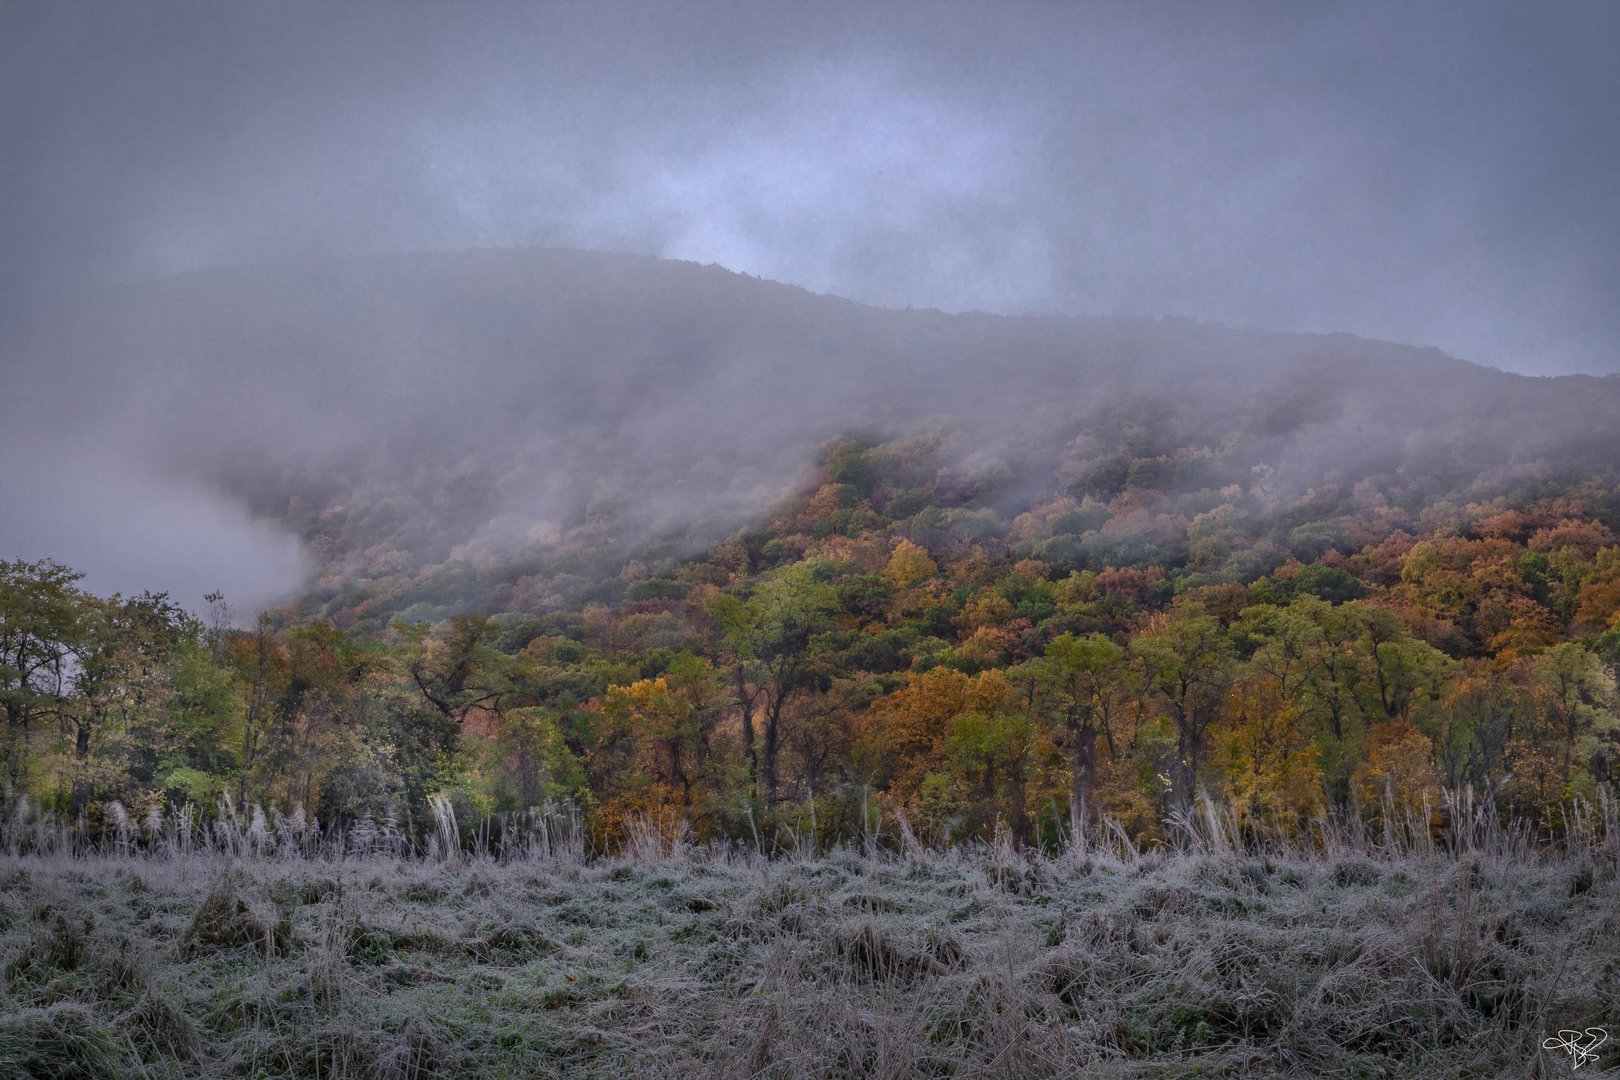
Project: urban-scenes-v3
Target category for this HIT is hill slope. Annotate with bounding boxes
[4,247,1620,855]
[11,247,1620,617]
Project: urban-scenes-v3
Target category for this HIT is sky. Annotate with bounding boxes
[2,0,1616,376]
[2,0,1618,612]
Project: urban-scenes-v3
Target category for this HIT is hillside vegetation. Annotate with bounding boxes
[3,250,1620,852]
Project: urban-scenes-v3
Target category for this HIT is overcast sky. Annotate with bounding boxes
[2,0,1616,376]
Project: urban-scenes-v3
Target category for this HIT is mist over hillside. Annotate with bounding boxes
[8,247,1620,614]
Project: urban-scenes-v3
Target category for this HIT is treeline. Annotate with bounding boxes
[5,440,1620,852]
[0,562,460,839]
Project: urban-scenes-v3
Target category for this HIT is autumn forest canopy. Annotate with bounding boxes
[5,249,1620,854]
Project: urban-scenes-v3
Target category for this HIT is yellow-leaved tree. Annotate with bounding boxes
[1218,674,1321,833]
[881,539,937,590]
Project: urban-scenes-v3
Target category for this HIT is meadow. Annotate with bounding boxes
[1,802,1615,1079]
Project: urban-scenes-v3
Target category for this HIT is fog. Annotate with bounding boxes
[2,2,1617,611]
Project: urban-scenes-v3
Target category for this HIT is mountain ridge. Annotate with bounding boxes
[8,246,1620,617]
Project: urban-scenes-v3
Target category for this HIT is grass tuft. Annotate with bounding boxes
[0,1002,131,1079]
[181,872,294,958]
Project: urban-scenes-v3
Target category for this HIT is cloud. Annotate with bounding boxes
[0,430,306,615]
[3,1,1615,373]
[420,57,1049,310]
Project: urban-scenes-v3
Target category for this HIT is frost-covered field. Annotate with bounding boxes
[0,842,1615,1079]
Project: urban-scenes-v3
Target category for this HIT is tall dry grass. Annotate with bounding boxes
[4,785,1614,866]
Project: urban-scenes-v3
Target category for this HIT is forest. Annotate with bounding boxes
[6,423,1618,857]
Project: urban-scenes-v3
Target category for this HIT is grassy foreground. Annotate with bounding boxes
[0,839,1615,1079]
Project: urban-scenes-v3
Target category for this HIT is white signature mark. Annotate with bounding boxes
[1543,1027,1606,1070]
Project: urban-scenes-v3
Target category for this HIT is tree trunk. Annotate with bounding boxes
[1068,723,1096,844]
[70,717,92,818]
[5,703,26,791]
[735,665,758,801]
[763,695,782,807]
